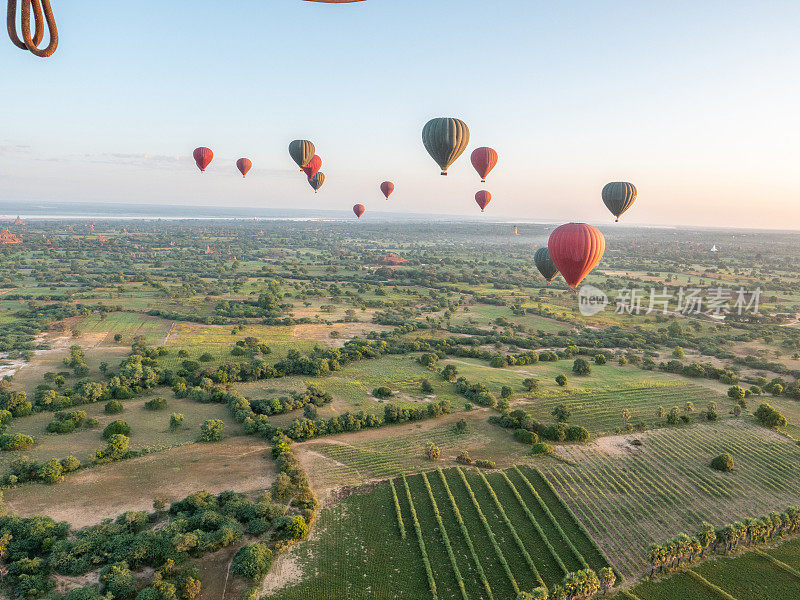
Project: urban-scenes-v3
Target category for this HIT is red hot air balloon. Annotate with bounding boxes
[301,155,322,179]
[475,190,491,212]
[380,181,395,199]
[193,147,213,172]
[547,223,605,289]
[236,158,252,178]
[470,147,498,182]
[353,204,365,219]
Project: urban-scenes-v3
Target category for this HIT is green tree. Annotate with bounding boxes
[710,453,735,472]
[169,413,184,432]
[727,385,745,401]
[572,358,591,376]
[200,419,224,442]
[552,404,571,422]
[594,353,606,365]
[232,543,273,581]
[424,442,440,460]
[672,346,685,358]
[500,385,512,399]
[555,374,567,387]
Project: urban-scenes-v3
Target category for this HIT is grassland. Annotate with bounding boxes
[265,466,611,600]
[538,420,800,580]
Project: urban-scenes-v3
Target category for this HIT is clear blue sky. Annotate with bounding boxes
[2,0,799,227]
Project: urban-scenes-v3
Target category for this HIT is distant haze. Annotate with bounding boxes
[2,1,799,229]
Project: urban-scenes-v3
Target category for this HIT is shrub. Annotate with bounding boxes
[456,450,472,464]
[200,419,224,442]
[0,410,13,428]
[474,459,496,469]
[61,455,81,472]
[46,419,76,434]
[754,403,788,429]
[232,543,273,581]
[100,562,136,599]
[594,354,607,365]
[105,400,124,414]
[144,397,167,411]
[543,422,567,442]
[565,425,590,442]
[198,353,214,362]
[38,458,64,483]
[420,379,434,394]
[500,385,512,398]
[440,364,458,382]
[0,433,35,450]
[372,386,393,399]
[555,374,567,386]
[169,413,185,431]
[454,418,468,434]
[727,385,745,400]
[103,420,131,439]
[514,428,538,444]
[531,443,553,455]
[424,442,440,460]
[711,453,735,472]
[572,358,591,375]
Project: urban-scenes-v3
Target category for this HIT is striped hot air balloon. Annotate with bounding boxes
[236,158,252,178]
[475,190,491,212]
[380,181,394,199]
[422,118,470,175]
[289,140,315,169]
[601,182,637,222]
[470,147,498,182]
[193,147,213,172]
[547,223,605,288]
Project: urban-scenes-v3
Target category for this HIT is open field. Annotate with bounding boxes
[265,466,611,600]
[0,390,241,470]
[3,436,275,527]
[538,421,800,580]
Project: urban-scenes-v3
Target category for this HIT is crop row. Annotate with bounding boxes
[540,422,800,579]
[402,475,438,600]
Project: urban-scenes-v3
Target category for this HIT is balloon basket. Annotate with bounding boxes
[441,172,447,176]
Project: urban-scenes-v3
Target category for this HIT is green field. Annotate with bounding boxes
[540,421,800,580]
[266,466,611,599]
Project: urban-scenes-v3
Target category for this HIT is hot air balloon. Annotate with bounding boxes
[422,118,470,175]
[193,147,213,172]
[236,158,252,178]
[353,204,365,219]
[601,182,637,222]
[308,172,325,193]
[470,147,498,182]
[380,181,394,199]
[301,155,322,179]
[475,190,491,212]
[289,140,315,169]
[547,223,605,289]
[534,247,559,284]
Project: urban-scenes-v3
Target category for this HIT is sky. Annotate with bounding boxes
[1,0,799,228]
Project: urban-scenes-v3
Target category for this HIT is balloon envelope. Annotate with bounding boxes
[353,204,365,218]
[380,181,395,199]
[475,190,491,212]
[289,140,316,169]
[308,172,325,192]
[534,247,559,282]
[422,118,470,175]
[193,147,213,172]
[547,223,605,289]
[301,155,322,179]
[236,158,252,178]
[601,182,637,221]
[470,147,498,182]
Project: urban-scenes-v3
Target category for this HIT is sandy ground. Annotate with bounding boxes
[4,437,276,528]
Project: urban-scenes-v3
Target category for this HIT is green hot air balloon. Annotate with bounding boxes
[308,172,325,193]
[602,181,637,222]
[289,140,316,169]
[534,247,559,283]
[422,117,470,175]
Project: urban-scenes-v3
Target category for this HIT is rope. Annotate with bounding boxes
[7,0,57,57]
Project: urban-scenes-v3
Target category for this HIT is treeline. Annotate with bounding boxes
[646,506,800,577]
[490,409,590,443]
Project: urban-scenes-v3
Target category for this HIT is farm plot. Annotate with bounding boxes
[537,420,800,580]
[631,539,800,600]
[265,466,613,600]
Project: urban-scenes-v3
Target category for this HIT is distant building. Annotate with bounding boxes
[711,245,719,252]
[513,226,519,236]
[204,245,214,255]
[0,230,22,244]
[97,234,109,243]
[379,253,407,265]
[13,216,24,225]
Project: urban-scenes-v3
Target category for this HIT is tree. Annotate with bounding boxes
[552,404,571,422]
[657,405,666,419]
[711,453,735,472]
[103,419,131,439]
[200,419,224,442]
[697,522,716,557]
[454,418,468,434]
[754,403,788,428]
[572,358,591,376]
[421,379,434,394]
[440,364,458,382]
[667,321,683,337]
[594,354,606,365]
[500,385,512,399]
[621,409,632,424]
[522,378,539,393]
[38,458,64,483]
[169,413,184,431]
[667,406,680,424]
[598,567,616,594]
[672,346,685,358]
[425,442,440,460]
[232,543,273,581]
[727,385,745,401]
[100,562,136,599]
[105,400,124,414]
[555,374,567,387]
